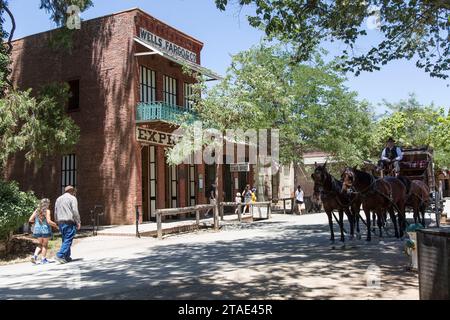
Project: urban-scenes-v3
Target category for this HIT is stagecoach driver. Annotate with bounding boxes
[379,137,403,176]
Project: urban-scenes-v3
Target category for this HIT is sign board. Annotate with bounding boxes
[138,28,198,64]
[136,127,180,147]
[230,163,250,172]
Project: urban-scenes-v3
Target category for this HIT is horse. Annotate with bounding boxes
[341,167,407,241]
[397,176,430,227]
[311,162,361,243]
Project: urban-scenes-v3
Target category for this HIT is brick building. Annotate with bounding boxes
[5,8,256,225]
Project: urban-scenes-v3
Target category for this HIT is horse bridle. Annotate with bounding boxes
[343,168,378,197]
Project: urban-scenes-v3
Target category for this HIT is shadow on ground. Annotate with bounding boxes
[0,217,418,300]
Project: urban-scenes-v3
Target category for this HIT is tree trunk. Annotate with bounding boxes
[215,162,222,203]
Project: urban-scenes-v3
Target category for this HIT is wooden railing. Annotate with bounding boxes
[219,201,271,221]
[155,204,217,239]
[155,201,272,239]
[272,197,295,214]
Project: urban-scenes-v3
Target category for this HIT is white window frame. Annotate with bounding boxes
[61,154,77,194]
[140,66,156,103]
[163,75,177,106]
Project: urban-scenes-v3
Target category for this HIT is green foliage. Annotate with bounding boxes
[0,0,12,97]
[0,83,80,167]
[431,112,450,169]
[39,0,94,52]
[374,94,450,169]
[39,0,93,27]
[0,180,38,240]
[215,0,450,79]
[168,43,375,168]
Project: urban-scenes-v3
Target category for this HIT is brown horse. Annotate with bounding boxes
[311,163,361,243]
[397,176,430,227]
[341,167,407,241]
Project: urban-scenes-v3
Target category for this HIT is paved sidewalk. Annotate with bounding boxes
[0,213,419,300]
[96,211,261,237]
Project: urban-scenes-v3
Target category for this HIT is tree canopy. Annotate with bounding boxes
[0,84,80,167]
[374,94,450,169]
[215,0,450,79]
[167,44,375,170]
[0,0,90,170]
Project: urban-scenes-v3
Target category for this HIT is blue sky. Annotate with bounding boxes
[4,0,449,115]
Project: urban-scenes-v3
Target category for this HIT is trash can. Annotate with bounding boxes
[417,228,450,300]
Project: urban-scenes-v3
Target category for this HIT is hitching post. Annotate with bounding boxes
[196,210,200,228]
[213,203,219,231]
[135,205,140,238]
[157,212,162,239]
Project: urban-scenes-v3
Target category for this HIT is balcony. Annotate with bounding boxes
[136,101,195,125]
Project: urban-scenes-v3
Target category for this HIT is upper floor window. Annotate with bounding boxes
[163,75,177,106]
[140,66,156,103]
[184,83,194,110]
[67,80,80,111]
[61,154,77,194]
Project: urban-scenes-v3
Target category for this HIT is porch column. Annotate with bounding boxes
[217,164,224,202]
[197,163,206,204]
[156,146,166,209]
[178,164,187,207]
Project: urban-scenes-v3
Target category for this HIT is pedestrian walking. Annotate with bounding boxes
[234,192,242,215]
[242,185,252,214]
[29,198,58,264]
[295,185,305,215]
[204,183,217,218]
[54,185,81,264]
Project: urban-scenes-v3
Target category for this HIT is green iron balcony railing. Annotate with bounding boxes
[136,101,195,124]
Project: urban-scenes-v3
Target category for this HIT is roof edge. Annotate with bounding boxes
[11,7,204,47]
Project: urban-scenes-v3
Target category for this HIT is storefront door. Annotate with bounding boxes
[142,145,157,221]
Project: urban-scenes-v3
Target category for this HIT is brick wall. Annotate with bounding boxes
[5,9,204,225]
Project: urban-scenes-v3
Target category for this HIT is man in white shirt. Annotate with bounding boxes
[379,137,403,176]
[295,185,305,215]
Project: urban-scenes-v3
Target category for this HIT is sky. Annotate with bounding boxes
[3,0,449,115]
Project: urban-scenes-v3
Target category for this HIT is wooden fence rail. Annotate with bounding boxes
[155,204,216,239]
[220,202,244,222]
[273,198,294,214]
[154,201,272,239]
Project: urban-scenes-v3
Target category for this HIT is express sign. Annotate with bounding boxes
[138,28,198,64]
[136,127,181,147]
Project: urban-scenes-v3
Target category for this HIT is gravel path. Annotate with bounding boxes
[0,213,419,300]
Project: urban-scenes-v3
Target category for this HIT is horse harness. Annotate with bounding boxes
[317,174,354,208]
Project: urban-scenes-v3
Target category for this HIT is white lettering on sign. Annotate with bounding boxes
[136,127,181,147]
[139,28,198,64]
[230,163,250,172]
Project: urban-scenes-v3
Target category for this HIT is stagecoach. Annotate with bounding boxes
[382,147,443,227]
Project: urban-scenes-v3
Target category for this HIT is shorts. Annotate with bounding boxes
[33,233,52,239]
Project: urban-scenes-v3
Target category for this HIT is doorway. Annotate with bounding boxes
[165,163,178,208]
[187,164,196,206]
[141,145,157,221]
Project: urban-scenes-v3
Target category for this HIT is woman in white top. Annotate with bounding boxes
[295,185,305,215]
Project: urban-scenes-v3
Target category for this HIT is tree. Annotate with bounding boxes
[0,180,38,243]
[214,0,450,79]
[0,0,92,170]
[0,84,80,167]
[167,44,376,198]
[432,112,450,169]
[374,94,450,168]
